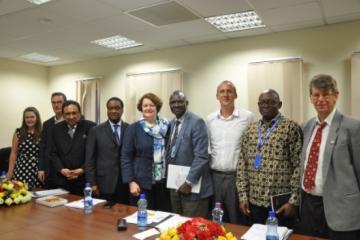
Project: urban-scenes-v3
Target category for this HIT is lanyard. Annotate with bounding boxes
[257,115,282,151]
[253,115,282,170]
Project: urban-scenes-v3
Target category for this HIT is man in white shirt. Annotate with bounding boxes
[207,80,254,223]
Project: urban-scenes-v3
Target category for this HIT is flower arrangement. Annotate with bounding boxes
[157,217,238,240]
[0,179,32,206]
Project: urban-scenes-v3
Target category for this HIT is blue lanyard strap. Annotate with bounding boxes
[257,115,282,151]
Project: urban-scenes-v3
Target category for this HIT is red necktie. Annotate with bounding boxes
[303,122,326,191]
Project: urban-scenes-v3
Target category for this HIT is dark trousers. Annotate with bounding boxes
[99,181,130,205]
[212,170,247,224]
[249,203,296,229]
[61,177,85,196]
[129,180,171,212]
[296,191,360,240]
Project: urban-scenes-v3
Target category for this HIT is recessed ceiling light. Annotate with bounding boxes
[27,0,53,5]
[21,53,59,62]
[91,35,143,50]
[205,11,265,32]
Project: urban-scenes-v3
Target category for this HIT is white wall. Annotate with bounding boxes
[48,20,360,124]
[1,20,360,146]
[0,59,49,147]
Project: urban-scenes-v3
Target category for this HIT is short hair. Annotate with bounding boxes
[137,93,163,112]
[260,89,281,102]
[170,90,187,101]
[106,97,124,108]
[51,92,67,101]
[62,100,81,113]
[309,74,338,95]
[216,80,237,96]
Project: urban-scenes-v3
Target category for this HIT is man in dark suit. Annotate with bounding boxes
[50,100,96,195]
[85,97,129,204]
[167,90,213,218]
[297,74,360,239]
[38,92,67,189]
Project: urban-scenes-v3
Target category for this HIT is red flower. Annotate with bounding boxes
[177,217,225,240]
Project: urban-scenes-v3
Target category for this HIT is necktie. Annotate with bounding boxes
[169,120,181,152]
[68,127,75,139]
[113,124,120,145]
[303,122,326,191]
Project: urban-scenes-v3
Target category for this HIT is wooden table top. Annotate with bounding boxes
[0,194,325,240]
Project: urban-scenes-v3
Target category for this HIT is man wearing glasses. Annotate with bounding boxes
[297,74,360,239]
[236,89,302,227]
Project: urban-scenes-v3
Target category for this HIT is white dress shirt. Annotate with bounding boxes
[303,107,336,196]
[207,108,254,172]
[109,120,122,140]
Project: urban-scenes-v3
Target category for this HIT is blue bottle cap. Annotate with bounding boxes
[140,193,146,199]
[85,182,91,187]
[268,211,276,217]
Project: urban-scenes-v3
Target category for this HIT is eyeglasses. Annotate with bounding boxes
[310,92,336,100]
[257,100,278,106]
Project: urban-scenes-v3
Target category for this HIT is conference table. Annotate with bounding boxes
[0,194,325,240]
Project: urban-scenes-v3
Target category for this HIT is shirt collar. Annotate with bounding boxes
[109,120,122,127]
[316,108,336,126]
[216,108,239,120]
[260,113,282,126]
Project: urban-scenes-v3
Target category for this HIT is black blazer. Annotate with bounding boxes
[38,116,56,174]
[85,120,128,193]
[50,119,96,185]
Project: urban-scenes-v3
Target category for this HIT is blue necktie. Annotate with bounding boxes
[113,124,120,145]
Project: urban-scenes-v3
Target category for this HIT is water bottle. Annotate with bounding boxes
[212,202,224,225]
[266,211,279,240]
[83,182,93,214]
[137,193,148,230]
[0,171,6,183]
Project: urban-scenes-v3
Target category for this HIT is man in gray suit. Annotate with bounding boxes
[167,90,213,218]
[297,74,360,239]
[85,97,129,204]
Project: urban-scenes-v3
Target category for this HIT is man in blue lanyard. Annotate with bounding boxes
[236,89,302,228]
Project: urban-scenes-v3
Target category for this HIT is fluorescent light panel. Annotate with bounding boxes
[27,0,53,5]
[91,35,143,50]
[21,53,59,62]
[205,10,265,32]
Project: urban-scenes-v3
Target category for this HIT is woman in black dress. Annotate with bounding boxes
[7,107,43,189]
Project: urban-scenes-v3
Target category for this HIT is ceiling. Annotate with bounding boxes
[0,0,360,66]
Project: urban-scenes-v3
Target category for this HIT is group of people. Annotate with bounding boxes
[6,73,360,240]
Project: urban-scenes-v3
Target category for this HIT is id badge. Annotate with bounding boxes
[253,153,262,170]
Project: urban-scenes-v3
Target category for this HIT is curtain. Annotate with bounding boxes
[247,58,303,123]
[76,78,100,123]
[124,69,183,123]
[351,52,360,118]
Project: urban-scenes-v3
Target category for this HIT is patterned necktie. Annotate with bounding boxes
[113,124,120,145]
[68,127,75,139]
[303,122,326,191]
[169,120,181,152]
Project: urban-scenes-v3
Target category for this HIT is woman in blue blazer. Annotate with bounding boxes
[121,93,170,210]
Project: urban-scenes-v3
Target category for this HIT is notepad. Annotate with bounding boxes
[270,192,291,211]
[166,164,202,193]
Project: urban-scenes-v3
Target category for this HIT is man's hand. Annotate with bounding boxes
[177,182,192,194]
[91,185,100,196]
[6,170,13,179]
[239,201,251,216]
[38,171,45,183]
[129,181,140,196]
[276,203,297,218]
[60,168,72,178]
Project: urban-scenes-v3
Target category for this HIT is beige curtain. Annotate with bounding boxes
[124,69,183,123]
[76,78,100,123]
[351,52,360,118]
[247,58,303,123]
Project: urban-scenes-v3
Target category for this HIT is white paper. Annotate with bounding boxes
[64,198,106,209]
[32,188,69,198]
[166,164,202,193]
[241,224,293,240]
[133,228,160,240]
[155,215,191,232]
[124,210,172,224]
